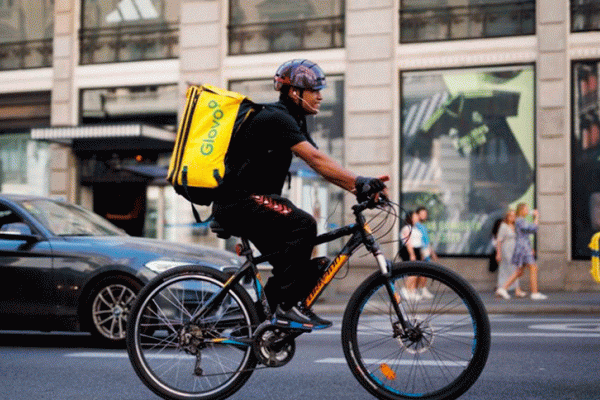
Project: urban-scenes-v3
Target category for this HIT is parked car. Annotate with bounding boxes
[0,194,243,345]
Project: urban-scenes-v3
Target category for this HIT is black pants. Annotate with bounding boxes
[213,194,317,309]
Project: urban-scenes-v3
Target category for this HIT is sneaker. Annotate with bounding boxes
[420,287,434,299]
[530,292,548,301]
[275,305,332,329]
[400,287,422,302]
[495,288,511,300]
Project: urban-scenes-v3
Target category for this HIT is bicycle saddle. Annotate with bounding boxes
[209,220,232,239]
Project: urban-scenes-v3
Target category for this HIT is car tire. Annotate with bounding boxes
[86,276,142,346]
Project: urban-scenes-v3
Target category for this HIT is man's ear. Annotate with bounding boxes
[288,87,297,99]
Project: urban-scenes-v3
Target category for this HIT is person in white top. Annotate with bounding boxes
[399,211,424,300]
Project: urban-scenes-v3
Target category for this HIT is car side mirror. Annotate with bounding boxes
[0,222,39,242]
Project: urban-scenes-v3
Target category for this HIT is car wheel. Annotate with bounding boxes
[88,276,142,346]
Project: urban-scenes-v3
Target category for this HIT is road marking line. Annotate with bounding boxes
[315,358,467,367]
[66,352,127,358]
[529,323,600,332]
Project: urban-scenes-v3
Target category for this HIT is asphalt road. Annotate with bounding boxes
[1,314,599,400]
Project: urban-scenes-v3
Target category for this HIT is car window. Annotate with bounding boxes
[0,205,25,232]
[19,199,126,237]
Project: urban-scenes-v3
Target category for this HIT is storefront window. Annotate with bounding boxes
[80,0,179,64]
[78,85,177,238]
[572,61,600,258]
[228,76,345,256]
[400,0,535,43]
[571,0,600,32]
[0,0,53,70]
[401,65,535,256]
[0,133,50,195]
[229,0,344,55]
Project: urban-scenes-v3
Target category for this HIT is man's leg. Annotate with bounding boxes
[214,195,318,309]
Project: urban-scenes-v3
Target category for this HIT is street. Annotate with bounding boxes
[1,314,599,400]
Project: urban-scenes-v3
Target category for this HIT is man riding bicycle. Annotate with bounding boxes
[212,59,388,329]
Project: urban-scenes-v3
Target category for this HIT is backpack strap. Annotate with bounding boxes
[182,166,211,223]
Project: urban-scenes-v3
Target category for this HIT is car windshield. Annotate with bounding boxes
[20,199,126,237]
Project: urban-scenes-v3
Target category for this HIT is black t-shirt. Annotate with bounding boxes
[219,100,312,200]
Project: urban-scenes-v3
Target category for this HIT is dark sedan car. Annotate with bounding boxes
[0,194,242,345]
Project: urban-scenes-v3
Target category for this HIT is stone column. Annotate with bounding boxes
[179,0,223,92]
[345,0,397,259]
[536,0,570,288]
[345,0,396,190]
[50,0,79,201]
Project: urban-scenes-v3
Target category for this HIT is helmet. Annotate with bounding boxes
[273,59,326,91]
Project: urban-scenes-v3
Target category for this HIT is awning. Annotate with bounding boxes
[31,123,175,151]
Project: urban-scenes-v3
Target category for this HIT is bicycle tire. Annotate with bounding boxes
[126,265,259,400]
[341,261,490,400]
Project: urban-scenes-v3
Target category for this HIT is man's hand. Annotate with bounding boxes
[355,176,390,202]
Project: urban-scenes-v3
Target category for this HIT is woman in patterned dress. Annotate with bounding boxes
[495,203,548,300]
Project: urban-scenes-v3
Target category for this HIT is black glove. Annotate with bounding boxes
[355,176,386,202]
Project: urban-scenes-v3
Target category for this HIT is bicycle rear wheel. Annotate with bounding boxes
[127,265,259,400]
[342,261,490,400]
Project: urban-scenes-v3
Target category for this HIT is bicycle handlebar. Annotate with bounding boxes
[352,192,389,214]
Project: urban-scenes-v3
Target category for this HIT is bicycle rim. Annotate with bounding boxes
[128,271,257,400]
[342,262,490,400]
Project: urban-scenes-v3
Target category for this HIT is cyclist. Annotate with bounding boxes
[212,59,388,329]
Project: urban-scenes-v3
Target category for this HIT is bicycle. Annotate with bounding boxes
[126,195,491,400]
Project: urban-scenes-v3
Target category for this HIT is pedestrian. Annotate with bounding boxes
[489,217,502,273]
[495,203,547,300]
[399,210,423,300]
[494,209,526,299]
[415,206,436,298]
[212,59,389,329]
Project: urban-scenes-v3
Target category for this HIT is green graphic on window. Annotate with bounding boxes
[402,65,535,255]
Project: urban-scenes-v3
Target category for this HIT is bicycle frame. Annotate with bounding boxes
[190,199,409,331]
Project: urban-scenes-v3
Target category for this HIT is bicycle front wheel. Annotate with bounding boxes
[127,265,259,400]
[342,261,490,400]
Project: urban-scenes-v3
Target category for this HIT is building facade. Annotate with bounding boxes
[0,0,598,291]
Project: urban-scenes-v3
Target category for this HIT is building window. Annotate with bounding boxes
[0,133,50,195]
[0,0,53,70]
[572,0,600,32]
[229,76,345,256]
[572,61,600,258]
[228,0,344,55]
[80,0,179,64]
[401,65,535,256]
[400,0,534,43]
[81,84,178,128]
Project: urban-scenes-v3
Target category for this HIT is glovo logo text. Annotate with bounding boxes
[201,99,225,156]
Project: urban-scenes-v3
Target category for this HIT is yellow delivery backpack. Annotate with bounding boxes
[588,232,600,283]
[167,84,261,213]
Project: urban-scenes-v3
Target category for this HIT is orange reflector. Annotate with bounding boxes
[235,244,242,256]
[380,363,396,380]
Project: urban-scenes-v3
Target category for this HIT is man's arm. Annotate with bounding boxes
[291,141,357,192]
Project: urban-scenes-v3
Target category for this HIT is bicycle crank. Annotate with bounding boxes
[252,321,296,367]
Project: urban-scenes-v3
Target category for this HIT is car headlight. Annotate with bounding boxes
[145,260,191,273]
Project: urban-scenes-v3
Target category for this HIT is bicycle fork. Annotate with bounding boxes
[360,219,414,333]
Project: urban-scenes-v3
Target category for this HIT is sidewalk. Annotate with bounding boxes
[313,290,600,315]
